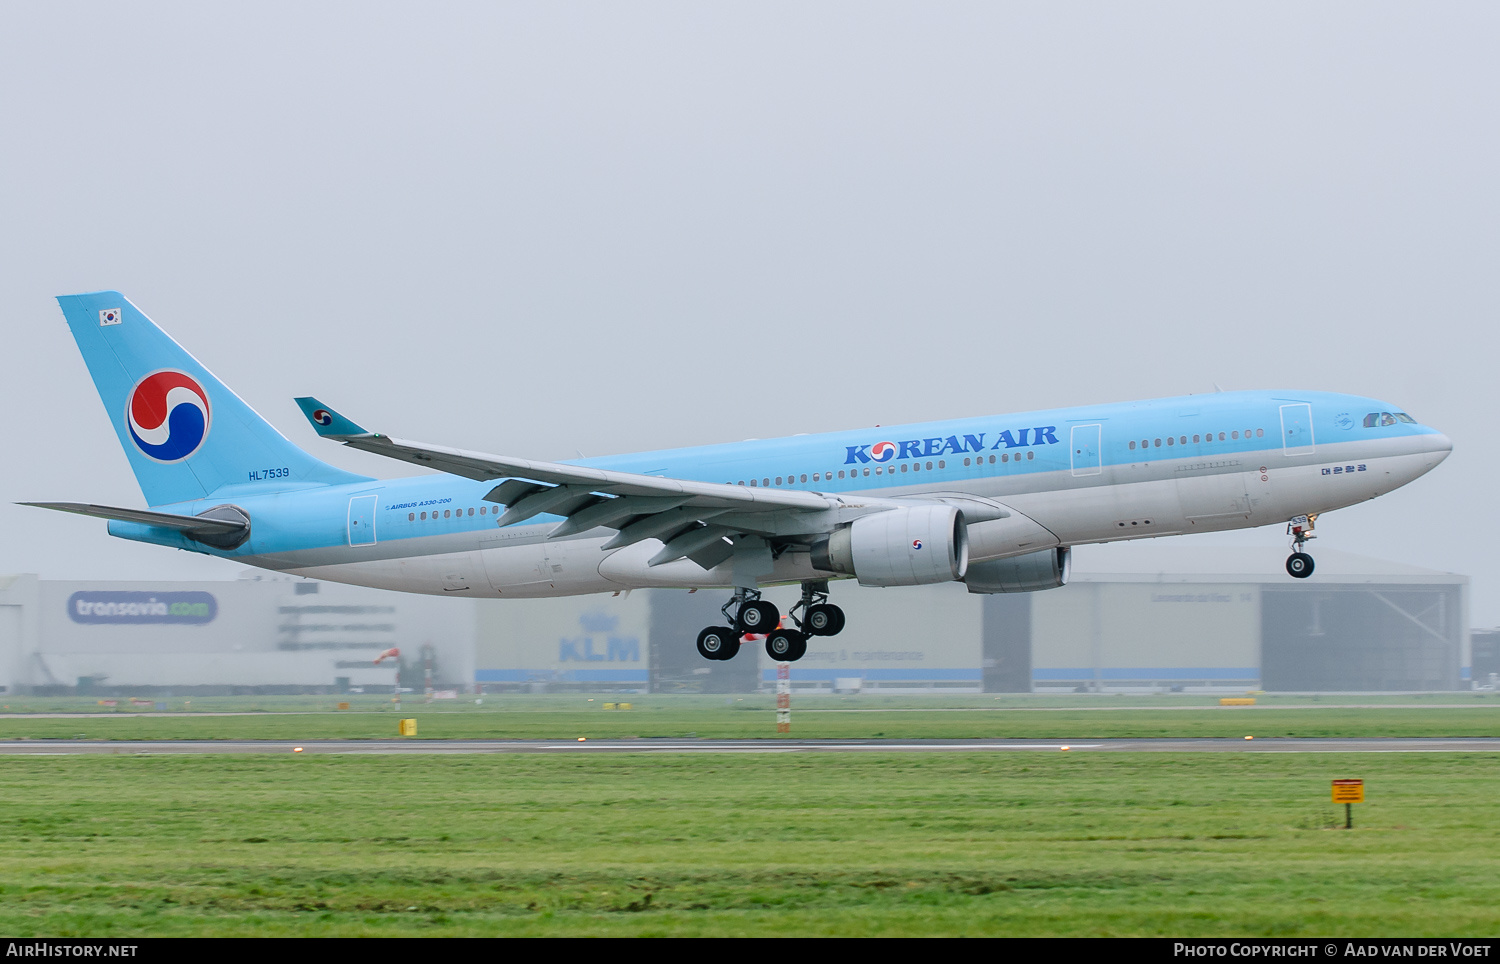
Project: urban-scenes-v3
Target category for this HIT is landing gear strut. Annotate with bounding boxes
[790,580,845,638]
[1286,514,1317,579]
[693,582,847,662]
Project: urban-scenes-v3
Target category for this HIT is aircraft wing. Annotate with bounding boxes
[295,397,839,570]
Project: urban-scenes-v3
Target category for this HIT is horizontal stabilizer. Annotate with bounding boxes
[21,502,250,549]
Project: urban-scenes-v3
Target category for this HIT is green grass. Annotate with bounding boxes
[3,693,1500,741]
[1,753,1498,936]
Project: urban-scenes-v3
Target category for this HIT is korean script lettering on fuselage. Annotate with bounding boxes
[844,426,1060,464]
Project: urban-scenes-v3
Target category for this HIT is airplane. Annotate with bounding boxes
[27,291,1452,663]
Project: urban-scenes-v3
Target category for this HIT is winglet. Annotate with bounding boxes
[294,397,373,438]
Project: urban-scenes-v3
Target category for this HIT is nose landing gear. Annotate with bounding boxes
[1286,514,1317,579]
[693,581,847,661]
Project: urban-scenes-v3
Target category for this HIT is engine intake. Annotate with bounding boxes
[963,547,1070,594]
[812,505,969,587]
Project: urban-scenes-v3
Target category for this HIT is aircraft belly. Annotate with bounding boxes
[1008,477,1185,545]
[596,540,822,589]
[1177,470,1253,526]
[966,513,1059,562]
[480,538,616,598]
[280,556,464,596]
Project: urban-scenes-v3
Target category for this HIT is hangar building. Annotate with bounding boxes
[472,546,1471,693]
[0,547,1471,694]
[0,572,473,694]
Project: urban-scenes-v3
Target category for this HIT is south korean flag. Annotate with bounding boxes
[99,308,122,326]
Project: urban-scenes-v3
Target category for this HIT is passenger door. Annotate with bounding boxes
[1280,403,1315,456]
[347,494,378,546]
[1070,424,1102,477]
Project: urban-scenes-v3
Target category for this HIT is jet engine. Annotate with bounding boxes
[811,504,969,587]
[963,546,1070,594]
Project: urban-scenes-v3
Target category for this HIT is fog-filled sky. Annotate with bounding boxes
[2,4,1495,623]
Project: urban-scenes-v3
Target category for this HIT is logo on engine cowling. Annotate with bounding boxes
[912,539,923,550]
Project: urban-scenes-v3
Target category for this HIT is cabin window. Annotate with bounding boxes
[1027,451,1035,460]
[964,457,971,466]
[1167,437,1174,446]
[1256,428,1264,437]
[874,467,882,475]
[989,455,996,464]
[938,460,946,469]
[1154,439,1162,447]
[1232,431,1239,439]
[1129,440,1136,450]
[408,513,415,521]
[901,463,908,472]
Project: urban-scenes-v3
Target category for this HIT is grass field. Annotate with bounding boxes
[2,692,1499,741]
[1,752,1498,936]
[2,696,1499,936]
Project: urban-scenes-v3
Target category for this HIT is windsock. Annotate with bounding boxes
[374,647,401,664]
[742,618,785,643]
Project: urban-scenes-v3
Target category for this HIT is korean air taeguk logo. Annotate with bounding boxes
[126,369,211,462]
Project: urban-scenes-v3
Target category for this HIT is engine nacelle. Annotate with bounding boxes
[963,547,1070,594]
[812,505,969,587]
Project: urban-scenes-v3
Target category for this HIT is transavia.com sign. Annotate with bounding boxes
[67,591,217,625]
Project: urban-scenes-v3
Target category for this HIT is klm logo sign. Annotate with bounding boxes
[844,427,1059,464]
[559,611,641,663]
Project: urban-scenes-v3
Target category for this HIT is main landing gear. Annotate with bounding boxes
[1286,514,1317,579]
[694,581,846,662]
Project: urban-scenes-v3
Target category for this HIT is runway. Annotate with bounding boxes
[2,737,1500,754]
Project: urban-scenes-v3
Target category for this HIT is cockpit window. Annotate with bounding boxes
[1395,413,1416,423]
[1363,412,1402,427]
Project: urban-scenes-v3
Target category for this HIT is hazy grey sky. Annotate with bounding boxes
[2,4,1496,621]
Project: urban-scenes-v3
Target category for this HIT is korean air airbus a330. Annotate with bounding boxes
[29,292,1452,662]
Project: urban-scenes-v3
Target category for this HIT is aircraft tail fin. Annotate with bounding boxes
[54,291,371,507]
